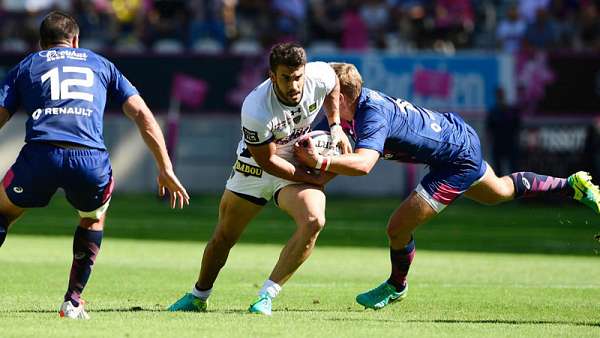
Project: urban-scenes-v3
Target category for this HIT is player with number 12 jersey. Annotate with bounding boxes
[1,45,136,149]
[0,11,188,320]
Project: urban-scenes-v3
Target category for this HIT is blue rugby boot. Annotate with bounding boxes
[568,172,600,214]
[248,294,272,316]
[167,293,207,312]
[356,282,408,310]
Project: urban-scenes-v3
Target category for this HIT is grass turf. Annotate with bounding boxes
[0,194,599,337]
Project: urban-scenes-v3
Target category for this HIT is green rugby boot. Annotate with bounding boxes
[356,282,408,310]
[248,294,272,316]
[568,172,600,214]
[167,293,207,312]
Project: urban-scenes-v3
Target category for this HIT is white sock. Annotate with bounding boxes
[192,286,212,300]
[259,279,281,299]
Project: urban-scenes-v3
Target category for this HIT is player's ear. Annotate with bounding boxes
[269,69,276,83]
[72,35,79,48]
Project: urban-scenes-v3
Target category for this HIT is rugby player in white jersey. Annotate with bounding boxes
[168,43,351,315]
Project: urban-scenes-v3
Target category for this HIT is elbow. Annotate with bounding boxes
[354,163,372,176]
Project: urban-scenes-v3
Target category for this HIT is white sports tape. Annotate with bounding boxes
[78,198,111,220]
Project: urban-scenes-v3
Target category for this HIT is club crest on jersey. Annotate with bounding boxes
[309,103,317,112]
[234,160,262,177]
[242,127,259,143]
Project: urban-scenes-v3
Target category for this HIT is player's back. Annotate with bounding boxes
[355,88,475,165]
[2,47,137,149]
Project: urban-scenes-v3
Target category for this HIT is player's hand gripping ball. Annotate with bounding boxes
[295,130,341,171]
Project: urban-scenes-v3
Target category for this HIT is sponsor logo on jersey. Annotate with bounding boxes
[13,186,23,194]
[39,50,88,62]
[287,108,302,123]
[32,107,93,120]
[242,127,259,143]
[309,103,317,112]
[234,160,263,177]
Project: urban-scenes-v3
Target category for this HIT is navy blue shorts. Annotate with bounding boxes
[2,142,114,213]
[416,125,487,212]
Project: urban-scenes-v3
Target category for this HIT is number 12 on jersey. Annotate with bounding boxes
[41,66,94,102]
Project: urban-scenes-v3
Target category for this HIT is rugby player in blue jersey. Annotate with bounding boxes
[0,11,189,319]
[295,63,600,310]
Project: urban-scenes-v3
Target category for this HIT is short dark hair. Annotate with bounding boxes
[39,11,80,48]
[269,43,307,72]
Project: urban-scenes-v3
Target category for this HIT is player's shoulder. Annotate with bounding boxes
[241,78,271,119]
[80,48,113,68]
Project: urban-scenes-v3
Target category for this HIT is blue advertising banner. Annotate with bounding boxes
[313,53,509,117]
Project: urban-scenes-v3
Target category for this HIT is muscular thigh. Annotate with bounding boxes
[277,184,326,225]
[214,189,264,240]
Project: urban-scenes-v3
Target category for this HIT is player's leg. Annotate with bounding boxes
[59,214,105,320]
[463,164,515,205]
[60,147,114,320]
[197,190,262,290]
[168,189,263,312]
[464,164,599,213]
[249,183,326,315]
[0,175,25,247]
[356,191,437,310]
[1,143,60,246]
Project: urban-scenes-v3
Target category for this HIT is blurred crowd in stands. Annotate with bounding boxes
[0,0,598,54]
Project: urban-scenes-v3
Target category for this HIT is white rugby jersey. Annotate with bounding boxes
[237,61,336,162]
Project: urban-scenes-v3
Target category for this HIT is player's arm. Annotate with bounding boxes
[295,138,379,176]
[247,142,330,186]
[322,66,352,154]
[0,107,10,129]
[122,94,190,208]
[0,66,19,130]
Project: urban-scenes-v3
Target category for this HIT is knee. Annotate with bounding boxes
[386,222,412,242]
[79,217,105,231]
[210,229,239,249]
[300,214,326,238]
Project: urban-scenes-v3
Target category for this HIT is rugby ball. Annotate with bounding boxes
[301,130,341,157]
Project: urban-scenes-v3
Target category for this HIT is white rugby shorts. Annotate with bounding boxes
[225,155,300,205]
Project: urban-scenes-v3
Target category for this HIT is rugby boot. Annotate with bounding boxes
[248,294,272,316]
[356,282,408,310]
[59,300,90,320]
[568,171,600,214]
[167,293,208,312]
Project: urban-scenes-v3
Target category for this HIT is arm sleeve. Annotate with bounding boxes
[107,61,139,105]
[240,109,274,146]
[307,61,337,94]
[0,65,21,115]
[354,105,388,155]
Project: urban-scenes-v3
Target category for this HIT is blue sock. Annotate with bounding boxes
[387,238,415,292]
[64,227,103,306]
[0,214,7,247]
[510,172,573,199]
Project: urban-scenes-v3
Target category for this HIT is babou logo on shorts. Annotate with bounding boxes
[235,160,263,177]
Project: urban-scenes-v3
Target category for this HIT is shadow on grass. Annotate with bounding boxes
[326,317,600,327]
[5,308,600,327]
[8,194,600,256]
[4,307,163,314]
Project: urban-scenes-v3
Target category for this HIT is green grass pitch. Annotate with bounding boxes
[1,194,599,337]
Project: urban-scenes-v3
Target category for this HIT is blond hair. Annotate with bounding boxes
[329,62,363,102]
